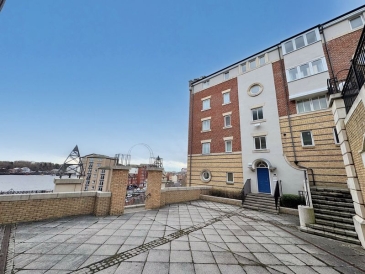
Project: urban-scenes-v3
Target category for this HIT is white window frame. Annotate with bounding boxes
[224,114,231,128]
[333,127,340,145]
[202,98,210,111]
[202,118,211,132]
[202,142,211,155]
[249,59,256,70]
[254,136,267,150]
[222,91,230,105]
[259,55,266,66]
[225,140,232,153]
[226,172,234,184]
[282,28,320,54]
[301,131,314,147]
[241,63,247,73]
[252,107,264,121]
[202,80,210,89]
[349,15,364,30]
[296,95,328,113]
[223,71,229,80]
[286,57,327,82]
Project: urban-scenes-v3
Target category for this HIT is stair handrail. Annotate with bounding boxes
[303,176,313,207]
[241,178,251,205]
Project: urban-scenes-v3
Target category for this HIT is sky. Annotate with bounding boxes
[0,0,364,171]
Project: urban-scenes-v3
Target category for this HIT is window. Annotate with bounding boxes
[225,140,232,152]
[201,170,211,182]
[202,142,210,154]
[202,119,210,131]
[202,80,210,89]
[350,16,364,29]
[84,186,88,191]
[223,92,230,104]
[93,174,97,178]
[89,158,94,163]
[86,180,90,185]
[101,169,105,174]
[333,127,340,144]
[301,131,314,146]
[252,107,263,121]
[224,115,231,127]
[259,55,266,66]
[287,57,327,82]
[97,163,101,167]
[297,95,327,113]
[248,83,263,96]
[223,71,229,80]
[202,98,210,110]
[241,63,247,73]
[92,180,96,184]
[226,172,234,184]
[283,29,319,54]
[88,163,93,168]
[100,174,105,180]
[98,186,103,191]
[254,136,267,150]
[249,59,256,69]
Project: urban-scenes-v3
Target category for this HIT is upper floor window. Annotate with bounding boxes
[252,107,263,121]
[202,119,211,131]
[350,16,364,30]
[254,136,267,150]
[202,142,210,154]
[283,29,320,54]
[223,92,230,104]
[223,71,230,80]
[241,63,247,73]
[202,80,210,89]
[101,169,105,174]
[301,131,314,147]
[249,59,256,69]
[224,114,231,128]
[259,55,266,66]
[225,140,232,153]
[286,57,327,82]
[202,98,210,110]
[297,95,327,113]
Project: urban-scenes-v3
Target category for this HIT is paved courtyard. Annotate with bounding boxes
[7,200,365,274]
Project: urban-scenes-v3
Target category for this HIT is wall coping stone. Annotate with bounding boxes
[111,166,130,170]
[53,179,83,185]
[161,186,212,193]
[0,191,102,202]
[96,192,111,197]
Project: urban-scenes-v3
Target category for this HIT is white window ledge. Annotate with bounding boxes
[251,119,267,124]
[223,126,232,129]
[252,149,270,153]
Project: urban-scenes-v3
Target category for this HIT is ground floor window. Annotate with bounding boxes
[226,172,234,184]
[301,131,314,146]
[201,170,212,183]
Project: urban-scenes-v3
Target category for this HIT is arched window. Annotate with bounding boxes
[257,161,268,168]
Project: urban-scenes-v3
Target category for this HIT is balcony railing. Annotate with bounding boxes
[328,26,365,113]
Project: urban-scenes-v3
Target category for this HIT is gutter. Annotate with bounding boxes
[188,81,194,187]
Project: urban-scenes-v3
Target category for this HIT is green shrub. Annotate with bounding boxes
[280,194,303,209]
[210,188,241,200]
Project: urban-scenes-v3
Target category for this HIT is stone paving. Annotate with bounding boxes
[7,200,365,274]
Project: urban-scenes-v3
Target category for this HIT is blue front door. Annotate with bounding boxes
[257,168,270,193]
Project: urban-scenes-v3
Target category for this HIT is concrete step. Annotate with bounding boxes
[313,208,354,219]
[242,204,278,214]
[313,203,355,214]
[316,219,355,230]
[300,226,360,245]
[311,199,354,208]
[246,194,275,201]
[307,223,357,237]
[312,195,353,204]
[311,191,352,199]
[310,187,351,195]
[242,201,278,211]
[244,197,276,205]
[315,213,354,224]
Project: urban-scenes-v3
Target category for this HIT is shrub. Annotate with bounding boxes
[280,194,303,209]
[210,188,241,200]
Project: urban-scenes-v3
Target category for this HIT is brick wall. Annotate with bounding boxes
[0,192,111,225]
[280,110,347,187]
[160,186,211,207]
[272,60,296,117]
[94,194,111,216]
[323,29,363,80]
[187,153,243,190]
[145,169,163,210]
[188,78,241,155]
[109,167,128,215]
[346,101,365,201]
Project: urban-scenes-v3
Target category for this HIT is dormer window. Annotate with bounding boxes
[282,29,320,54]
[350,16,364,30]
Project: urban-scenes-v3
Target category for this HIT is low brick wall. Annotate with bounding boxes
[200,194,242,206]
[0,191,111,224]
[160,186,211,206]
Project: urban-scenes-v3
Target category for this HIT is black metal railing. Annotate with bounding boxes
[0,189,53,195]
[241,178,251,204]
[341,27,365,113]
[298,190,309,206]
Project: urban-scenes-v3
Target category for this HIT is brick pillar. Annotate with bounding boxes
[145,168,163,210]
[94,192,111,216]
[109,167,129,215]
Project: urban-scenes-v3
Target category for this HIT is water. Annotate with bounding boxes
[0,175,55,191]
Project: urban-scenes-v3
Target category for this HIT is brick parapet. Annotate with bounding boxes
[145,169,163,210]
[160,186,212,207]
[109,167,129,215]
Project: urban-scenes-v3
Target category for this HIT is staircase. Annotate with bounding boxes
[300,187,360,245]
[242,193,279,214]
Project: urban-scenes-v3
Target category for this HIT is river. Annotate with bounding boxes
[0,175,55,191]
